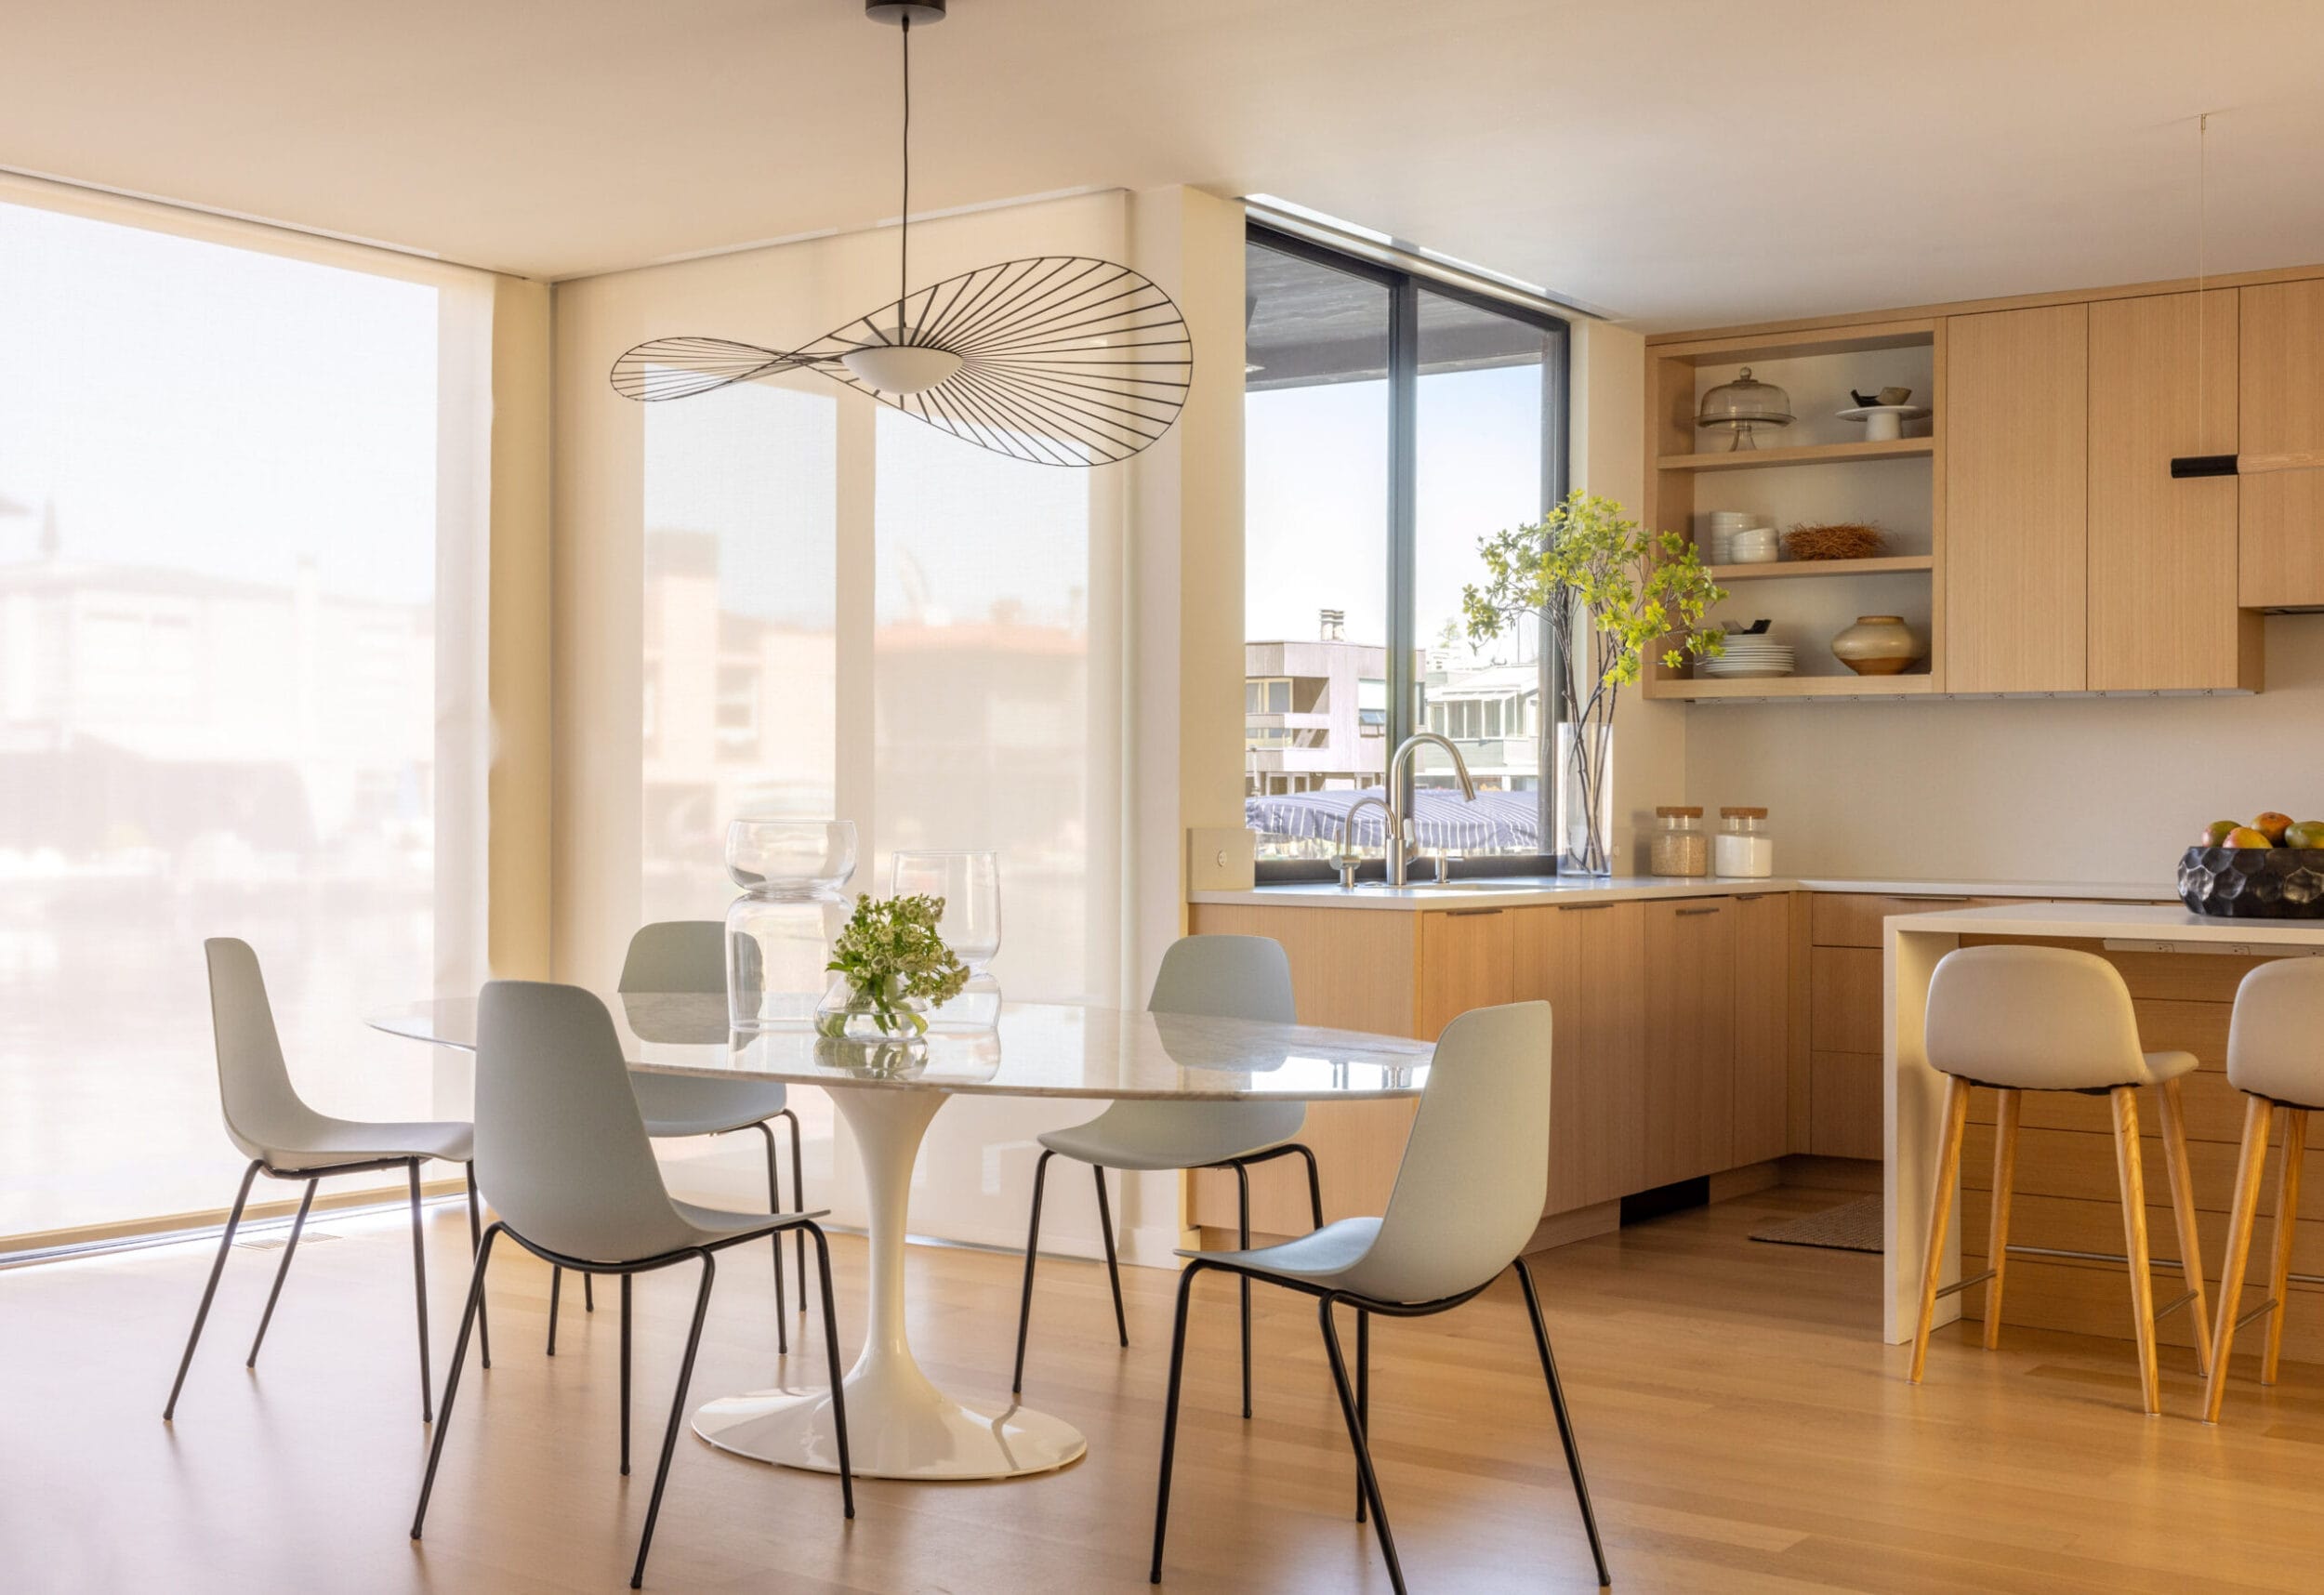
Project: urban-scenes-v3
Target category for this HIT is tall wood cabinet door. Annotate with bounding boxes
[2088,291,2254,690]
[1415,908,1514,1041]
[2240,280,2324,609]
[1642,899,1736,1188]
[1517,903,1646,1212]
[1945,304,2090,692]
[1731,893,1790,1166]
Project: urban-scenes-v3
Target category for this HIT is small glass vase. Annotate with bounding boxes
[726,819,855,1032]
[891,849,1002,1030]
[813,976,931,1045]
[1555,721,1615,877]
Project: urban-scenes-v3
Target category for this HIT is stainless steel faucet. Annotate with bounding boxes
[1382,732,1479,886]
[1334,792,1391,888]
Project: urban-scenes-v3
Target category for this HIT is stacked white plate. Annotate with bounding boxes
[1705,510,1758,563]
[1700,635,1795,679]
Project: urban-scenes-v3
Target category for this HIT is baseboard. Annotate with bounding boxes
[1779,1153,1882,1193]
[1709,1161,1785,1202]
[1525,1200,1622,1254]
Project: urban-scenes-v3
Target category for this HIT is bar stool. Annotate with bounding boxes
[2203,957,2324,1423]
[1909,944,2210,1416]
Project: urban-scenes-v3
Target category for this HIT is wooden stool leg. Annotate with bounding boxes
[2206,1096,2276,1423]
[2156,1077,2213,1378]
[2264,1107,2308,1386]
[1984,1089,2021,1350]
[1910,1075,1974,1384]
[2110,1087,2161,1417]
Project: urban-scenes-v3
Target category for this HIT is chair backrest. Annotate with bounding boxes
[1925,944,2145,1091]
[204,938,330,1165]
[1096,934,1307,1153]
[474,981,697,1263]
[1338,1000,1552,1305]
[1149,934,1298,1024]
[619,921,729,994]
[2227,958,2324,1106]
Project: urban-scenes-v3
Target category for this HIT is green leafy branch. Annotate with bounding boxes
[821,892,970,1037]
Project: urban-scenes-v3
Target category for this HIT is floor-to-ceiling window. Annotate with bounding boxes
[1243,224,1567,864]
[0,190,488,1242]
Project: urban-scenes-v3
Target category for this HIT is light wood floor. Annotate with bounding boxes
[12,1178,2324,1593]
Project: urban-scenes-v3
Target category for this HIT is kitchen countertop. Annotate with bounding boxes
[1187,876,2180,911]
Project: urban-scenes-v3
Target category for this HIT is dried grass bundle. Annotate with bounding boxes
[1784,522,1885,561]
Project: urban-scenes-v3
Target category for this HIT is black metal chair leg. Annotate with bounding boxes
[784,1108,807,1312]
[1011,1148,1055,1394]
[1093,1164,1129,1349]
[1146,1261,1204,1584]
[245,1178,316,1368]
[407,1161,434,1423]
[1355,1307,1370,1523]
[413,1225,501,1540]
[465,1164,493,1370]
[630,1252,716,1590]
[807,1225,856,1519]
[1293,1142,1325,1232]
[163,1159,262,1420]
[586,1272,595,1312]
[547,1266,562,1355]
[620,1274,633,1475]
[1516,1259,1611,1588]
[756,1120,788,1352]
[1320,1296,1403,1593]
[1235,1162,1253,1419]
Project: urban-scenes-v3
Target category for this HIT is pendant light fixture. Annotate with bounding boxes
[610,0,1194,468]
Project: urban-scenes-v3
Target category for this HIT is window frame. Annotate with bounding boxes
[1246,221,1573,866]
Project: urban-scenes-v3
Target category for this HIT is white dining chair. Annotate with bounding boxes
[1908,944,2210,1417]
[1148,1000,1608,1594]
[1010,934,1325,1416]
[412,980,852,1590]
[544,921,810,1354]
[165,938,490,1422]
[2205,957,2324,1422]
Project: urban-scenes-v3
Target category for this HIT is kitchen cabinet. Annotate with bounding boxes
[2087,291,2258,691]
[1945,303,2090,692]
[1643,898,1736,1187]
[1731,893,1791,1167]
[1517,903,1646,1210]
[2240,279,2324,609]
[1416,908,1515,1040]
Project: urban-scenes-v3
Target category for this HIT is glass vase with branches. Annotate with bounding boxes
[1462,491,1726,873]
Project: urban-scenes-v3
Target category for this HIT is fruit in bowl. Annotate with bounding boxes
[2290,820,2324,850]
[2201,819,2239,847]
[2182,811,2324,918]
[2225,826,2277,849]
[2253,811,2296,845]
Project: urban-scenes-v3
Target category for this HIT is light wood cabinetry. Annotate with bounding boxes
[1516,903,1646,1210]
[2239,279,2324,609]
[1731,892,1791,1167]
[1416,908,1515,1039]
[2087,290,2257,690]
[1944,304,2090,692]
[1642,899,1736,1187]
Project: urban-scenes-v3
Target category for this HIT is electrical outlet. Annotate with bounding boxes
[1186,827,1255,891]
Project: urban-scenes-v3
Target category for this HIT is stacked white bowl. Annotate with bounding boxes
[1700,632,1796,679]
[1706,510,1778,564]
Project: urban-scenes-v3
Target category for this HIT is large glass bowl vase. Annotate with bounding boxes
[726,819,857,1030]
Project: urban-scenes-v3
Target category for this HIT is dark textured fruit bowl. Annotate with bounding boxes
[2179,847,2324,918]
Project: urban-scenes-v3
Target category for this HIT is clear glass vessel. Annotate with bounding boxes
[725,819,857,1031]
[891,849,1002,1029]
[1714,807,1775,878]
[1649,806,1709,877]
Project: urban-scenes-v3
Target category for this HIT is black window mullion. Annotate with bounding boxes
[1386,272,1420,822]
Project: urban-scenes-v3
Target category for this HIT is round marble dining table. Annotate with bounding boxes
[370,992,1432,1483]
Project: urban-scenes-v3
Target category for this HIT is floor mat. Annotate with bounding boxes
[1748,1194,1882,1253]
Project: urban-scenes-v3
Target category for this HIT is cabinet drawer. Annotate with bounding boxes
[1811,1050,1884,1160]
[1810,945,1882,1054]
[1810,892,2026,948]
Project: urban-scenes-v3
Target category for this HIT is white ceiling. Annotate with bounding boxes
[8,0,2324,329]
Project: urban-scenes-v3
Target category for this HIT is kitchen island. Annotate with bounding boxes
[1885,901,2324,1352]
[1183,875,2172,1248]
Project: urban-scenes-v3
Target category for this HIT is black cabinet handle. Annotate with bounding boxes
[1676,905,1722,916]
[1556,903,1611,913]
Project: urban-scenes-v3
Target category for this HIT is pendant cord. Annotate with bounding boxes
[898,16,911,343]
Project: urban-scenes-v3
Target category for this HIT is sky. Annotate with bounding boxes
[1247,362,1545,666]
[0,199,439,603]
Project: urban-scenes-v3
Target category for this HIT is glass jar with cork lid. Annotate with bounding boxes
[1714,807,1774,877]
[1649,807,1709,877]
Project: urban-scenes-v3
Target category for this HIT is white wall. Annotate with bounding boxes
[1682,614,2324,882]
